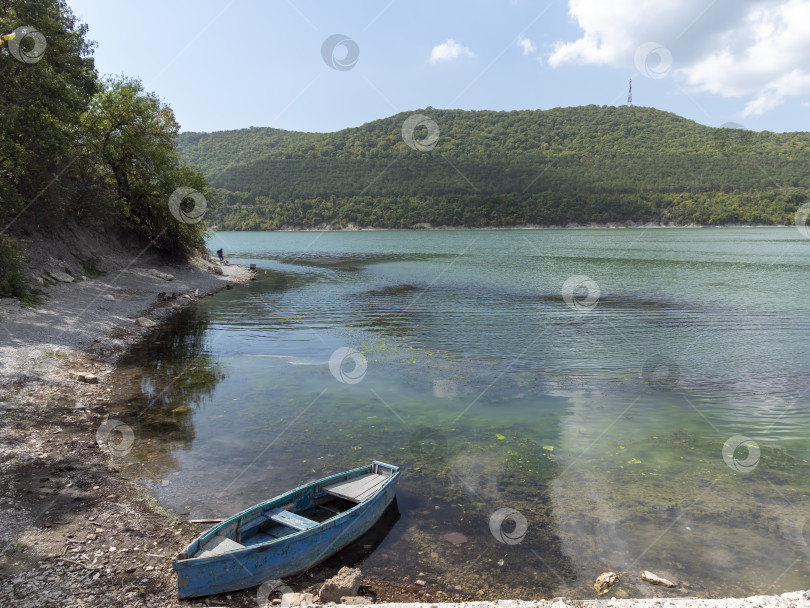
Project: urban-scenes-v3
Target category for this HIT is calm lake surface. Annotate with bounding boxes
[111,228,810,599]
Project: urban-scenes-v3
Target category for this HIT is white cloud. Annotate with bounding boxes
[517,35,537,55]
[549,0,810,116]
[429,39,474,63]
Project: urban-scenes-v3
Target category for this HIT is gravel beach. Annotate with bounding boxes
[0,254,253,607]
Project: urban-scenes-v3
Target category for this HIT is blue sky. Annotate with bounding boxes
[66,0,810,134]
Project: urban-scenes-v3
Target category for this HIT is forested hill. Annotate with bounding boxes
[178,106,810,229]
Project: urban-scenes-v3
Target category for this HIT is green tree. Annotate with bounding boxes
[81,76,211,258]
[0,0,97,298]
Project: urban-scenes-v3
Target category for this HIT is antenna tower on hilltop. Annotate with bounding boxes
[627,78,633,106]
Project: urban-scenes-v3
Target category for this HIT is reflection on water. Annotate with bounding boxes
[112,309,224,480]
[109,229,810,599]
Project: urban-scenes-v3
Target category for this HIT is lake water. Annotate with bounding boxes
[110,228,810,599]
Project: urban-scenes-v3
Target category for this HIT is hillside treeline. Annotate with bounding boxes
[178,107,810,230]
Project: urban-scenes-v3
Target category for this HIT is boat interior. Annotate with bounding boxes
[191,463,396,559]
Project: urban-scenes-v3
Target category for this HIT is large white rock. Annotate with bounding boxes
[320,567,362,604]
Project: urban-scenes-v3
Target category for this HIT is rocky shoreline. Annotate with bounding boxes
[0,254,253,607]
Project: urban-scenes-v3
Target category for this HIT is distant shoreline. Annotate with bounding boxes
[210,223,794,232]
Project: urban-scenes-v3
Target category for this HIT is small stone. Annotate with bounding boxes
[146,268,174,281]
[341,597,372,604]
[102,294,115,301]
[135,317,157,328]
[415,579,426,586]
[640,570,676,588]
[48,270,74,283]
[280,592,314,607]
[594,571,620,595]
[75,373,99,384]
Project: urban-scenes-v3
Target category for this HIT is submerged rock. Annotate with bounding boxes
[319,567,362,604]
[640,570,676,588]
[594,571,620,594]
[442,532,468,546]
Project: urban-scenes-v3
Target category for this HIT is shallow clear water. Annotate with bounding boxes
[111,228,810,599]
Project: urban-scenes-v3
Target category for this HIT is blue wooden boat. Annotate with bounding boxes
[172,461,400,598]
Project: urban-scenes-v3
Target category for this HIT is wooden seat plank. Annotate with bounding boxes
[198,535,244,557]
[267,509,318,531]
[324,473,387,503]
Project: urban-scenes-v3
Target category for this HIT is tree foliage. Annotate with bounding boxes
[81,77,210,258]
[0,0,211,297]
[178,107,810,229]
